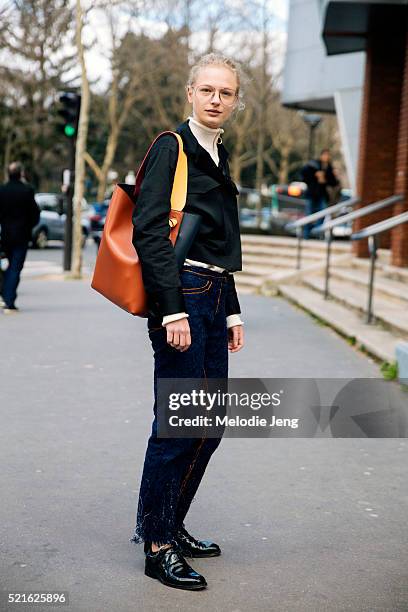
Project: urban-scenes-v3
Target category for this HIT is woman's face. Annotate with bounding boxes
[187,65,238,128]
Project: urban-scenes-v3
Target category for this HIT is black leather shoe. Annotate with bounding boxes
[144,543,207,590]
[173,525,221,558]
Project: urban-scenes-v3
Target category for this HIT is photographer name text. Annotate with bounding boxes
[168,415,299,429]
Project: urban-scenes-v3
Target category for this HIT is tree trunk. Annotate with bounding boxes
[96,126,120,201]
[71,0,90,278]
[254,1,268,228]
[3,126,12,182]
[278,142,291,185]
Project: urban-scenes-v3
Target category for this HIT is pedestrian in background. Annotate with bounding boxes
[130,52,245,591]
[0,162,40,313]
[301,148,339,239]
[326,166,342,206]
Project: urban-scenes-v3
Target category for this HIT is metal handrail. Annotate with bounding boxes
[276,194,307,207]
[351,210,408,324]
[313,194,403,234]
[286,196,360,230]
[351,210,408,240]
[284,197,359,270]
[320,194,403,300]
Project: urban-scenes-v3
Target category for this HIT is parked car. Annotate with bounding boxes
[270,183,308,235]
[237,186,273,231]
[89,199,110,246]
[237,182,355,238]
[237,184,307,234]
[274,182,307,199]
[32,193,90,248]
[280,184,355,239]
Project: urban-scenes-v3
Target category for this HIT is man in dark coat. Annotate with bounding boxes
[0,162,40,312]
[301,148,340,239]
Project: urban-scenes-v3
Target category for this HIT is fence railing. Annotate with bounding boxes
[314,195,403,300]
[350,209,408,323]
[312,195,402,236]
[285,197,360,270]
[275,194,307,208]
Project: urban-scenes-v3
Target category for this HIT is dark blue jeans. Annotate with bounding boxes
[303,196,328,239]
[130,264,230,547]
[1,243,28,308]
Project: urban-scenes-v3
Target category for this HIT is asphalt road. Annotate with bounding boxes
[1,244,407,612]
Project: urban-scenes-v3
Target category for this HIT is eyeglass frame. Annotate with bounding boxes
[188,84,239,107]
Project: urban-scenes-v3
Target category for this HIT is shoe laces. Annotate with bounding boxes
[177,527,201,547]
[162,545,191,572]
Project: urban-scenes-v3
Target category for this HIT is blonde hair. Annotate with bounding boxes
[186,52,246,113]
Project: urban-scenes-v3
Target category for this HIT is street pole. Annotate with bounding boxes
[63,137,75,271]
[308,123,316,160]
[302,113,322,160]
[58,90,81,272]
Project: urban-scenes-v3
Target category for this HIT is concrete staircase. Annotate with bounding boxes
[236,234,351,294]
[278,251,408,362]
[237,234,408,364]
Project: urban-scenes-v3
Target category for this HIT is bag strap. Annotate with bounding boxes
[133,131,187,213]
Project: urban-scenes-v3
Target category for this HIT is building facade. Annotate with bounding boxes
[284,0,408,266]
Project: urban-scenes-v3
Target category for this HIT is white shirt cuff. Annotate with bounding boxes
[226,314,244,329]
[162,312,190,326]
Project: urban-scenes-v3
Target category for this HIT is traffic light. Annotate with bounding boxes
[58,92,81,138]
[56,92,81,272]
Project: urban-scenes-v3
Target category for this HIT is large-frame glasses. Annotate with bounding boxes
[191,84,238,107]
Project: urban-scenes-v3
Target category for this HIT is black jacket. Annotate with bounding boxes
[301,159,339,201]
[0,178,40,247]
[132,119,242,319]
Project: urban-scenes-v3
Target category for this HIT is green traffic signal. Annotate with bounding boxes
[58,92,81,139]
[64,124,76,137]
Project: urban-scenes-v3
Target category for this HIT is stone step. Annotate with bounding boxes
[381,263,408,283]
[344,249,390,265]
[335,256,408,283]
[241,234,351,253]
[303,275,408,339]
[234,272,264,293]
[243,256,297,270]
[242,244,332,261]
[336,257,372,271]
[240,264,279,277]
[235,272,264,286]
[233,284,255,295]
[376,249,391,265]
[277,283,401,363]
[239,265,308,282]
[242,248,323,262]
[242,259,299,273]
[328,267,408,303]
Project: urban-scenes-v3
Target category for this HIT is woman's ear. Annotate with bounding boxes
[186,85,193,104]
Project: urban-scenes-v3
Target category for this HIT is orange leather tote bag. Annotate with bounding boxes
[91,131,189,317]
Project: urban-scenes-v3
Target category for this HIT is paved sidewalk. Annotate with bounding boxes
[0,278,407,612]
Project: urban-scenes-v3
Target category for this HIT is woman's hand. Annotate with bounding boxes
[228,324,244,352]
[164,317,191,351]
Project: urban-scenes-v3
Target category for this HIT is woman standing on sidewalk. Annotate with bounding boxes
[130,52,245,591]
